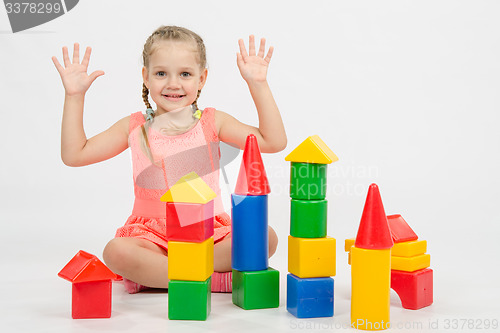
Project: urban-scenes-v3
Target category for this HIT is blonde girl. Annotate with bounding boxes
[52,26,286,293]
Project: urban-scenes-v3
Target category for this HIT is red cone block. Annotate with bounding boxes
[234,134,270,195]
[354,184,394,249]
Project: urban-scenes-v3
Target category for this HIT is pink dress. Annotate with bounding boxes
[115,108,231,250]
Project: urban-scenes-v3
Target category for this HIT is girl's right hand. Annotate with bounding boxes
[52,43,104,96]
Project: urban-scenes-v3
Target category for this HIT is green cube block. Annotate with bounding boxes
[168,277,211,320]
[290,199,327,238]
[290,162,327,200]
[232,268,280,310]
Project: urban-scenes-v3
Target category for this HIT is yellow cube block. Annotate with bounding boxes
[392,240,427,257]
[288,235,336,278]
[391,253,430,272]
[168,237,214,281]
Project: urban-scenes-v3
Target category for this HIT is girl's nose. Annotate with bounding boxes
[166,76,181,88]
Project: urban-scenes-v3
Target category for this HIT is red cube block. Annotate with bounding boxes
[166,201,214,242]
[72,280,112,319]
[391,268,433,310]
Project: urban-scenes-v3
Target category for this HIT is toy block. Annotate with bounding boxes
[72,280,112,319]
[288,236,336,278]
[351,246,391,331]
[59,251,117,319]
[234,134,270,196]
[168,238,214,281]
[287,274,334,318]
[166,201,214,242]
[58,250,117,283]
[355,184,393,250]
[160,171,217,204]
[345,238,355,252]
[232,268,279,310]
[231,194,268,271]
[168,277,211,320]
[345,238,355,265]
[290,199,327,238]
[391,254,430,272]
[387,214,418,243]
[285,135,339,164]
[392,240,427,257]
[391,268,433,310]
[290,162,327,200]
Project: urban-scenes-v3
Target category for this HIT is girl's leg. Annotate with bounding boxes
[103,237,169,288]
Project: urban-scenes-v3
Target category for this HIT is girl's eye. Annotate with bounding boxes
[156,71,166,77]
[181,72,191,78]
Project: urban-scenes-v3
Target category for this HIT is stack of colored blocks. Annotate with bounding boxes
[344,214,433,311]
[231,134,280,310]
[160,172,216,320]
[284,135,339,318]
[387,214,433,310]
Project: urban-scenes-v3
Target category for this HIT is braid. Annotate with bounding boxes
[142,83,152,110]
[193,90,201,110]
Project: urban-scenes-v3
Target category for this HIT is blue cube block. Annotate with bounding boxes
[231,194,268,271]
[287,273,334,318]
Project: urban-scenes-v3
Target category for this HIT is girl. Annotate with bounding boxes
[52,26,286,293]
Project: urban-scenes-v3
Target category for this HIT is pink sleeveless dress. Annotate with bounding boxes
[115,108,231,250]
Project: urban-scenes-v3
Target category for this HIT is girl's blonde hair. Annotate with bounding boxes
[141,25,207,112]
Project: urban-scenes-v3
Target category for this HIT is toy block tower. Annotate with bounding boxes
[350,184,393,331]
[160,172,216,320]
[285,135,339,318]
[345,215,434,311]
[231,134,279,310]
[388,214,433,310]
[58,250,118,319]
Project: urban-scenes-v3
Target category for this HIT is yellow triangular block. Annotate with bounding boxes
[285,135,339,164]
[160,172,216,204]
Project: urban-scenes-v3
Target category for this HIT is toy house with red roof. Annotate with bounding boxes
[58,250,117,319]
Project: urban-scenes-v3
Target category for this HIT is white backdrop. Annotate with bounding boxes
[1,1,499,332]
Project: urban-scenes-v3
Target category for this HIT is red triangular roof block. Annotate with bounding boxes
[58,250,117,283]
[387,214,419,243]
[355,184,394,249]
[234,134,270,195]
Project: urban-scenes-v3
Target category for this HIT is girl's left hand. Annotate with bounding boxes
[237,35,274,83]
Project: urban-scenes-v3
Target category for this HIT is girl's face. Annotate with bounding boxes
[143,40,207,114]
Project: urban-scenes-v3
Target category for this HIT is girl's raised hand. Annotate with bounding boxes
[237,35,274,84]
[52,43,104,96]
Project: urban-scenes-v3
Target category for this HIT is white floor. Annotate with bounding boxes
[2,247,499,333]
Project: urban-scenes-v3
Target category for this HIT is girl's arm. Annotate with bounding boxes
[217,36,287,153]
[53,43,129,167]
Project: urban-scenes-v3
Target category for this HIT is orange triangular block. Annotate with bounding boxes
[285,135,339,164]
[355,184,394,250]
[161,172,216,204]
[234,134,270,195]
[58,250,117,283]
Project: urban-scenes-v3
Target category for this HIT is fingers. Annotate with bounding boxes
[264,46,274,63]
[72,43,80,65]
[62,46,70,67]
[257,37,266,58]
[238,38,248,58]
[248,35,256,56]
[89,70,105,83]
[51,56,64,74]
[81,46,92,69]
[239,35,273,61]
